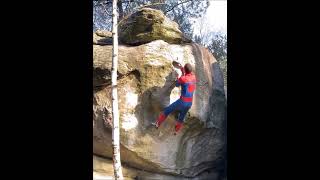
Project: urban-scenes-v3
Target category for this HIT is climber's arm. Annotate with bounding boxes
[175,77,184,87]
[180,67,185,76]
[177,63,185,76]
[175,79,181,87]
[175,63,184,87]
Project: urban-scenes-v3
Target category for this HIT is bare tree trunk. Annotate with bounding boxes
[111,0,123,179]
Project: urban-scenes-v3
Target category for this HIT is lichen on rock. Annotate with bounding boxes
[118,8,191,45]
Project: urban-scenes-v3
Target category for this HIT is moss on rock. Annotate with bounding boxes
[119,8,190,45]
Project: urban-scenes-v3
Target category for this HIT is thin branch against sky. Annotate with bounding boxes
[193,1,227,35]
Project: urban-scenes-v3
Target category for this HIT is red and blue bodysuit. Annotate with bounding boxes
[155,67,196,133]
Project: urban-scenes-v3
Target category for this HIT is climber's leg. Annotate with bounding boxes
[153,112,166,128]
[174,106,191,134]
[177,107,190,123]
[163,99,181,116]
[174,121,183,135]
[154,99,181,127]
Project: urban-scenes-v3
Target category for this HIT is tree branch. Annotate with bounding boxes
[93,0,112,4]
[93,0,133,4]
[135,2,167,10]
[100,1,113,17]
[165,0,194,14]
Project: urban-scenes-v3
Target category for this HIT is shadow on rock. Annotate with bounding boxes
[134,70,179,137]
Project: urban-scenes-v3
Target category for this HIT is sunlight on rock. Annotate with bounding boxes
[93,172,113,180]
[121,113,138,131]
[126,91,138,108]
[170,88,180,104]
[148,59,163,66]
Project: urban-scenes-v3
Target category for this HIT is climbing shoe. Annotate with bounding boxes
[151,122,159,129]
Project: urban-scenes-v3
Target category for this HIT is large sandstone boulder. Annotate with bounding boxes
[118,8,191,45]
[93,8,226,179]
[93,40,226,178]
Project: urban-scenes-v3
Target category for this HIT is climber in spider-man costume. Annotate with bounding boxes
[153,63,196,135]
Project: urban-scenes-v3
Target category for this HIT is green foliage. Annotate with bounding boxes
[207,33,227,87]
[164,0,209,39]
[194,32,227,62]
[207,33,227,61]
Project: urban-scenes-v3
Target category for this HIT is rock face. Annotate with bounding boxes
[93,155,220,180]
[118,8,191,45]
[93,8,226,179]
[93,30,112,45]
